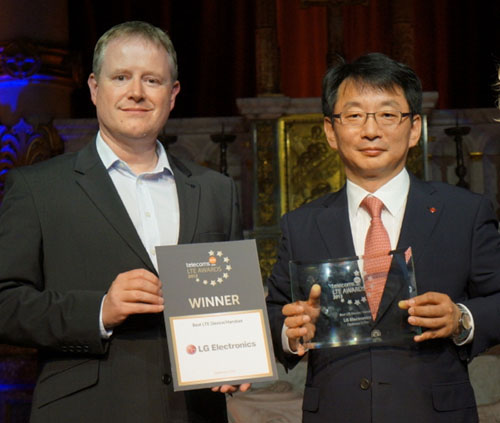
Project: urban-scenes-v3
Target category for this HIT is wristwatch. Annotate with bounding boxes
[453,304,472,344]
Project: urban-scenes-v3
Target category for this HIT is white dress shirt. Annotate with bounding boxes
[347,168,409,255]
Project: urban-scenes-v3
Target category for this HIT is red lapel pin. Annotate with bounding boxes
[429,207,437,213]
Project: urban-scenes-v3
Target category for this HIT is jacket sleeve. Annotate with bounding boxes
[0,168,107,355]
[462,196,500,358]
[266,214,303,370]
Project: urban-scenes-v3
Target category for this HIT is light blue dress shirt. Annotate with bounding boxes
[96,132,180,337]
[96,133,180,269]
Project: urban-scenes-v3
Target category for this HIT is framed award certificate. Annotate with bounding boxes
[156,240,277,391]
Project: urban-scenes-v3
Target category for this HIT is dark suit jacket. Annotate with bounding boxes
[266,173,500,423]
[0,140,242,423]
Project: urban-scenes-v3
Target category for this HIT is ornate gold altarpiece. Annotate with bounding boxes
[278,115,346,214]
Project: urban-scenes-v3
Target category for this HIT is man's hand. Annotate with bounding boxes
[211,383,251,394]
[399,292,460,342]
[102,269,164,329]
[282,284,321,355]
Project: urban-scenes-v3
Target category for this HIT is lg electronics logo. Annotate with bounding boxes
[185,250,233,287]
[186,344,211,355]
[185,341,256,355]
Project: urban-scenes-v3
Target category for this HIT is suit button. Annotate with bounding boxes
[360,378,371,390]
[162,374,172,385]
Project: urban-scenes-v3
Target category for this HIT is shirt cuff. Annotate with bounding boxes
[282,323,308,355]
[453,303,474,346]
[99,295,113,339]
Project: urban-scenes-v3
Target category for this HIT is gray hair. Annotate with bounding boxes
[92,21,178,82]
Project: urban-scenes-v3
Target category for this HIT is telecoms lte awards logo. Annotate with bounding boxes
[185,250,233,287]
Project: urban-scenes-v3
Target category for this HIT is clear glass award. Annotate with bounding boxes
[290,247,420,349]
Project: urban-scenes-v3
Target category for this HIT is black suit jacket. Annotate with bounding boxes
[266,173,500,423]
[0,140,242,423]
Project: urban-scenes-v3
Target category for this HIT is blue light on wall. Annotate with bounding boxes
[0,383,35,393]
[0,75,56,114]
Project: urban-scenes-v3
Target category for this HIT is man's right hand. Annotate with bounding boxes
[102,269,164,329]
[282,284,321,356]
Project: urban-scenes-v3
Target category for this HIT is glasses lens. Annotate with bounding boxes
[339,111,403,127]
[376,111,400,126]
[342,112,366,126]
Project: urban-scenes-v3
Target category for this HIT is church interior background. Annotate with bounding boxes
[1,1,500,422]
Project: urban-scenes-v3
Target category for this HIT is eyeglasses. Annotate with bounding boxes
[331,111,413,128]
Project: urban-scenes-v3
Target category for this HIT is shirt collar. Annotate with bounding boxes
[96,132,173,176]
[347,168,410,218]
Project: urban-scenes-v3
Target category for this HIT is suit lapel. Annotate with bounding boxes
[397,174,442,266]
[169,155,200,245]
[74,141,155,272]
[376,174,443,322]
[315,188,357,260]
[374,250,410,325]
[374,175,441,322]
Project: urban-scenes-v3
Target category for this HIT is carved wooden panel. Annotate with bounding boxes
[0,119,63,202]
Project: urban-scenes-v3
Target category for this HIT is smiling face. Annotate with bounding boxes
[324,78,421,192]
[88,36,180,150]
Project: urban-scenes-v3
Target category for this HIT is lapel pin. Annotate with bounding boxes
[429,207,437,213]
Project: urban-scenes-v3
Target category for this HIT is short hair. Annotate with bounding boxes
[321,53,422,118]
[92,21,178,82]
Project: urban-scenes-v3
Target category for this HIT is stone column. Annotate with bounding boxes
[255,0,281,95]
[301,0,368,67]
[468,152,484,194]
[391,0,415,67]
[325,3,344,67]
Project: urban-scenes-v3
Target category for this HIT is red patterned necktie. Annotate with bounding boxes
[361,196,392,320]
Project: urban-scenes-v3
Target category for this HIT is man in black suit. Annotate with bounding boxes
[0,21,247,422]
[266,53,500,422]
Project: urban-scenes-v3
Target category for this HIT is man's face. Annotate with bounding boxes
[88,36,180,147]
[323,79,421,190]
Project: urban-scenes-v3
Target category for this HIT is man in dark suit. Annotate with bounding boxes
[266,53,500,422]
[0,21,247,422]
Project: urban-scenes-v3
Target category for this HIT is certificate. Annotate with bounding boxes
[156,240,277,391]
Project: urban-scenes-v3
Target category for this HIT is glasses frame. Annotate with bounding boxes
[331,111,413,128]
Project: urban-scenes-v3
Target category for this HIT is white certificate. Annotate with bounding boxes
[170,310,274,387]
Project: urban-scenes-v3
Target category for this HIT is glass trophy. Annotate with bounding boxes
[290,247,420,349]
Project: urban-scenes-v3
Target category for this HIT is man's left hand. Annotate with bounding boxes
[211,383,251,394]
[399,292,460,342]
